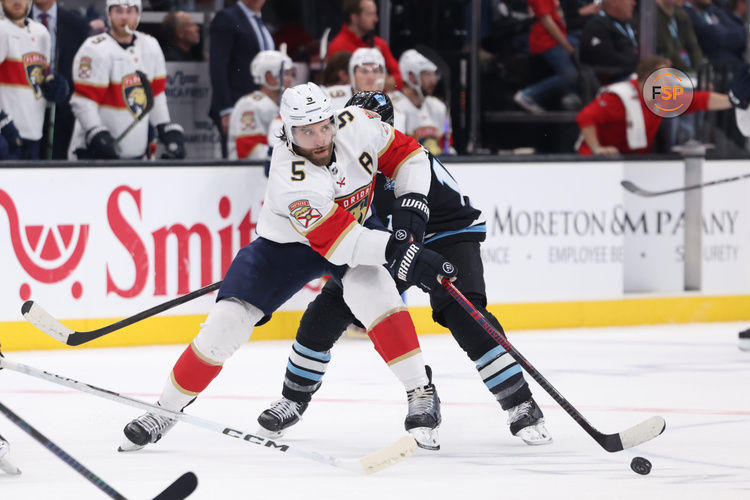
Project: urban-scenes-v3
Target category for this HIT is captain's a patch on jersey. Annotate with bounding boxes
[289,200,322,230]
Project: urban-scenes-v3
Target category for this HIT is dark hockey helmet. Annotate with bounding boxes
[345,91,394,126]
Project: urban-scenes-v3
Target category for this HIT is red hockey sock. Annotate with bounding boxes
[368,309,421,364]
[170,343,223,396]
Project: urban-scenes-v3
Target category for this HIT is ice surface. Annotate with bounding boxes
[1,322,748,499]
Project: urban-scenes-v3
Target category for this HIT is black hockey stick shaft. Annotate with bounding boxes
[0,400,126,499]
[115,70,155,146]
[621,172,750,197]
[441,279,659,452]
[22,281,221,346]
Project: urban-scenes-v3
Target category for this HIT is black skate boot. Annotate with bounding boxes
[739,327,750,351]
[118,410,177,452]
[405,365,441,451]
[256,397,308,439]
[507,397,552,445]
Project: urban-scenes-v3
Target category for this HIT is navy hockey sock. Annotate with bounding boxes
[281,341,331,403]
[474,344,531,410]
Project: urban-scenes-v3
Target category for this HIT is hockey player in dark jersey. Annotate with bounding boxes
[256,91,552,446]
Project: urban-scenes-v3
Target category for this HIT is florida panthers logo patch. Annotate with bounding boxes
[23,52,47,99]
[289,200,322,230]
[78,56,92,79]
[240,111,256,131]
[122,73,148,116]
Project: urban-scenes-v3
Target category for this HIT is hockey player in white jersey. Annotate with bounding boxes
[324,47,405,131]
[68,0,185,160]
[0,0,68,160]
[228,50,293,160]
[390,49,453,155]
[119,83,457,451]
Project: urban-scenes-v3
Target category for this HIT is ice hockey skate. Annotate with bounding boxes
[256,398,308,439]
[0,435,21,475]
[405,366,441,450]
[507,398,552,445]
[118,410,177,452]
[739,328,750,351]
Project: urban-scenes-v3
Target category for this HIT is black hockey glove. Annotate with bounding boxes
[86,126,119,159]
[0,111,22,157]
[157,122,186,159]
[385,228,457,292]
[42,74,70,104]
[729,63,750,110]
[391,193,430,243]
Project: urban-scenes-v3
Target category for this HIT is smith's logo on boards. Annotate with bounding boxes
[0,189,89,301]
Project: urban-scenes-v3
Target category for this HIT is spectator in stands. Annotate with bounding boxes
[208,0,274,158]
[32,0,89,159]
[322,51,351,86]
[575,56,732,155]
[513,0,579,113]
[161,11,203,62]
[561,0,602,39]
[656,0,705,74]
[579,0,638,84]
[684,0,745,65]
[326,0,403,90]
[727,0,748,28]
[271,0,320,62]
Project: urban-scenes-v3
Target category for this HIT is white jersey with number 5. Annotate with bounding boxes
[256,106,430,267]
[0,18,51,140]
[68,31,172,159]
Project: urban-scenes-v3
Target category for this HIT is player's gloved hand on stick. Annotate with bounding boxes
[157,122,186,159]
[42,74,70,104]
[385,228,457,292]
[0,111,22,158]
[86,126,119,159]
[391,192,430,242]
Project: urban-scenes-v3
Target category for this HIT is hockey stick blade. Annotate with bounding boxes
[22,281,221,346]
[0,357,415,475]
[153,472,198,500]
[441,279,666,453]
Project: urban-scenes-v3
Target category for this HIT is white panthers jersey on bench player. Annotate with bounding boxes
[390,91,451,143]
[68,32,171,159]
[323,84,352,111]
[0,18,51,140]
[228,90,278,160]
[256,106,430,267]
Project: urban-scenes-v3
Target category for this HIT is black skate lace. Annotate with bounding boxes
[407,385,436,414]
[137,413,175,437]
[507,400,533,424]
[267,399,303,421]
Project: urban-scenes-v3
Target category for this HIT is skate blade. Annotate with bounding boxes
[515,421,553,446]
[408,427,440,451]
[0,458,21,475]
[117,438,145,452]
[254,426,286,440]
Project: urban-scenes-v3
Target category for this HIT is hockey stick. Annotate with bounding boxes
[115,70,155,147]
[22,281,222,346]
[441,279,666,453]
[0,357,417,475]
[620,172,750,197]
[0,400,197,499]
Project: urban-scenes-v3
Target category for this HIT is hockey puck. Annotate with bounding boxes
[630,456,652,475]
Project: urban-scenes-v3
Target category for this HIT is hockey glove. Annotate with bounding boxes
[86,126,119,159]
[42,74,70,104]
[157,122,186,159]
[391,193,430,242]
[385,228,457,292]
[0,111,22,157]
[729,63,750,110]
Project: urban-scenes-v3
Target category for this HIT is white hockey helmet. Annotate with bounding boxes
[251,50,294,91]
[348,47,386,84]
[279,82,335,148]
[399,49,438,93]
[106,0,142,29]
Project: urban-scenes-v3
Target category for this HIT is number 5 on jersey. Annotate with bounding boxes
[291,160,305,181]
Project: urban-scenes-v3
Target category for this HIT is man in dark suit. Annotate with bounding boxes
[209,0,274,158]
[32,0,90,160]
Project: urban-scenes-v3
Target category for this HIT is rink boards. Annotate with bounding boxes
[2,158,749,350]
